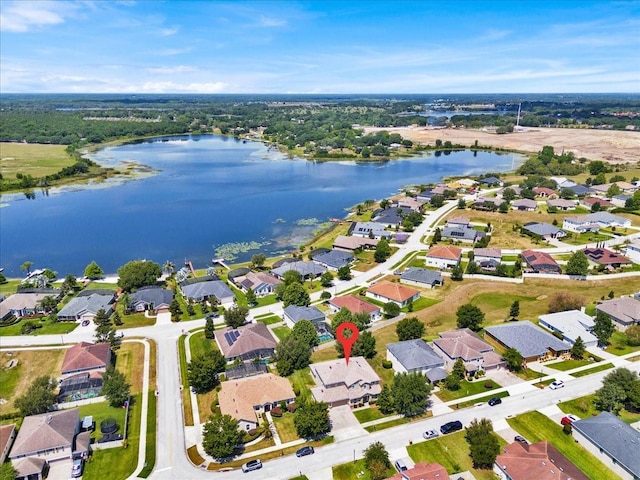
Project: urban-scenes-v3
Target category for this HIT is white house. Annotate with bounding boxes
[623,239,640,264]
[538,310,598,348]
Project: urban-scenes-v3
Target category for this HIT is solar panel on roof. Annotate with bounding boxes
[224,332,234,346]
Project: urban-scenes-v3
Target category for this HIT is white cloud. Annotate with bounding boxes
[160,26,179,36]
[160,47,192,56]
[0,1,69,32]
[146,65,198,74]
[139,81,228,93]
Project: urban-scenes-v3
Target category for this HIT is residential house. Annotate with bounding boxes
[473,248,502,271]
[328,296,381,323]
[533,187,558,198]
[566,184,592,197]
[579,197,614,210]
[394,196,425,211]
[348,221,389,239]
[547,198,577,211]
[13,458,49,480]
[225,362,268,381]
[538,310,598,348]
[522,249,562,274]
[580,212,631,228]
[479,176,503,187]
[332,235,379,252]
[271,260,327,280]
[562,216,602,233]
[373,207,412,227]
[445,217,470,227]
[441,224,484,243]
[521,223,566,240]
[512,198,538,211]
[432,328,504,373]
[0,289,62,319]
[484,321,571,362]
[424,245,462,269]
[494,441,589,480]
[400,268,443,289]
[386,339,445,376]
[127,286,173,313]
[179,276,234,304]
[0,424,16,464]
[472,197,502,210]
[312,249,353,271]
[283,305,326,329]
[234,271,282,297]
[583,247,631,268]
[366,281,421,308]
[550,177,577,189]
[612,194,632,208]
[590,182,637,196]
[623,239,640,264]
[57,289,115,322]
[218,373,295,431]
[497,186,522,198]
[447,178,477,190]
[214,322,277,362]
[595,297,640,330]
[9,408,81,462]
[386,462,449,480]
[61,342,112,376]
[310,357,381,408]
[572,412,640,480]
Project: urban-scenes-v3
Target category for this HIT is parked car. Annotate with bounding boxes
[560,414,579,426]
[98,433,123,443]
[422,429,439,439]
[242,459,262,473]
[440,420,463,434]
[488,397,502,406]
[514,435,528,445]
[295,446,314,457]
[81,320,90,327]
[71,458,84,478]
[206,313,220,319]
[394,459,407,472]
[549,380,565,390]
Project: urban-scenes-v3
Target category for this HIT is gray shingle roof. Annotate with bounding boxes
[57,292,114,318]
[180,279,233,302]
[312,250,353,269]
[348,221,389,238]
[129,286,173,308]
[387,339,444,371]
[573,412,640,477]
[522,222,563,237]
[484,321,570,357]
[271,261,327,278]
[442,225,480,241]
[400,268,442,286]
[283,305,325,324]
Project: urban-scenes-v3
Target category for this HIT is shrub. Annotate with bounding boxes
[286,403,297,413]
[270,407,283,417]
[382,360,393,369]
[563,424,572,435]
[247,428,258,437]
[484,381,494,389]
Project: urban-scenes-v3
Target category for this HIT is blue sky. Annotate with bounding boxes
[1,0,639,93]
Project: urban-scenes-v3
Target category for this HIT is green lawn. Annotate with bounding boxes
[0,279,22,296]
[605,330,640,355]
[353,406,393,424]
[562,232,612,246]
[288,368,315,404]
[407,430,505,480]
[435,379,501,402]
[558,394,640,425]
[332,458,396,480]
[507,411,619,480]
[189,330,220,358]
[273,326,291,341]
[514,368,546,381]
[117,311,155,329]
[548,358,595,371]
[570,363,613,377]
[138,391,157,478]
[456,390,510,409]
[272,412,299,443]
[0,317,78,336]
[364,416,408,432]
[255,314,283,325]
[403,296,441,313]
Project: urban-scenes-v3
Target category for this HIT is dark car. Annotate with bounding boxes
[295,446,314,457]
[514,435,528,445]
[98,433,123,443]
[488,397,502,406]
[242,459,262,473]
[440,420,463,434]
[206,313,220,319]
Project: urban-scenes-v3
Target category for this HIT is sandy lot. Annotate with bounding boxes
[364,126,640,164]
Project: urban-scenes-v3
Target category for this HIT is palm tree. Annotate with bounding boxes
[20,260,34,274]
[163,261,175,276]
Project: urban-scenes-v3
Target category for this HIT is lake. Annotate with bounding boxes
[0,135,523,276]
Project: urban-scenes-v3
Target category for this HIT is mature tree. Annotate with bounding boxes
[430,195,444,208]
[432,227,442,243]
[337,265,352,280]
[570,336,586,359]
[457,198,466,209]
[503,348,523,372]
[452,358,467,379]
[352,311,372,331]
[595,368,640,413]
[0,462,17,480]
[102,365,131,407]
[281,269,303,285]
[281,282,311,307]
[202,414,244,459]
[331,307,370,332]
[377,385,395,414]
[383,302,401,318]
[274,335,311,376]
[39,295,58,313]
[320,271,334,287]
[593,311,615,345]
[364,441,391,480]
[20,260,34,274]
[162,260,175,276]
[502,188,516,203]
[250,253,267,269]
[594,382,627,414]
[444,373,461,391]
[169,299,182,319]
[566,250,589,276]
[465,418,500,469]
[224,305,249,328]
[451,264,464,281]
[391,372,432,417]
[379,198,391,210]
[15,376,56,416]
[509,301,520,320]
[117,260,162,292]
[294,402,330,439]
[84,260,104,279]
[61,274,78,294]
[374,239,391,263]
[625,325,640,346]
[589,160,608,175]
[548,292,584,313]
[396,317,425,341]
[204,317,215,339]
[627,381,640,410]
[112,311,123,326]
[245,287,257,306]
[456,304,485,331]
[94,308,122,350]
[187,352,225,393]
[291,319,319,348]
[337,330,376,359]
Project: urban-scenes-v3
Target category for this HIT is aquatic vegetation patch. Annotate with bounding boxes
[213,241,271,261]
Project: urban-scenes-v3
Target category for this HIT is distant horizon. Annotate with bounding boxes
[1,1,638,94]
[3,92,639,97]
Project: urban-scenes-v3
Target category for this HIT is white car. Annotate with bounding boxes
[549,380,565,390]
[423,429,439,439]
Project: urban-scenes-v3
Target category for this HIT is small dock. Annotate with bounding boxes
[212,258,230,270]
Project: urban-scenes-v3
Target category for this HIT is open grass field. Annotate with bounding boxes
[117,341,145,393]
[606,330,640,356]
[0,317,79,336]
[0,347,66,414]
[0,142,73,179]
[558,393,640,425]
[507,411,620,480]
[407,430,506,480]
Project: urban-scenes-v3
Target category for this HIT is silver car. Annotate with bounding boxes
[423,429,439,439]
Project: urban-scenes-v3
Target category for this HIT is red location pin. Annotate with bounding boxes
[335,322,359,366]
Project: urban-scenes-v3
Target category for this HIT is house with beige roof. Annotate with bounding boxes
[234,271,282,297]
[386,462,449,480]
[332,235,379,252]
[9,408,81,462]
[424,245,462,269]
[61,342,112,376]
[0,289,62,319]
[214,322,277,362]
[596,297,640,330]
[494,441,588,480]
[310,357,381,408]
[366,281,421,308]
[328,295,381,322]
[218,373,295,431]
[432,328,504,373]
[0,424,16,464]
